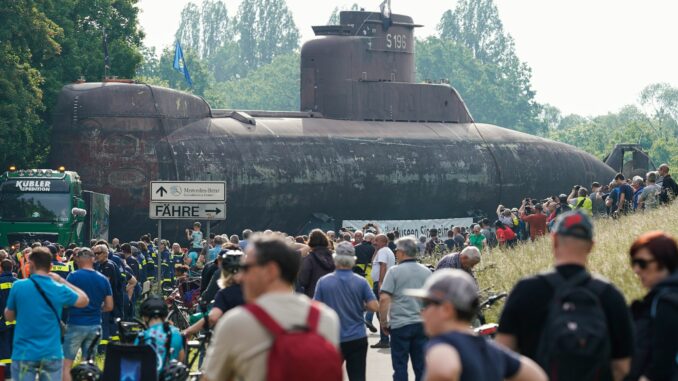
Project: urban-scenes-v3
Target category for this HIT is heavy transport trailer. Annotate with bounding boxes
[49,10,615,240]
[0,167,110,248]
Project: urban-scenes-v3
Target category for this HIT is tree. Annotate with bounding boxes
[176,0,232,60]
[176,3,202,56]
[0,0,144,168]
[437,0,543,134]
[41,0,144,107]
[154,47,213,98]
[234,0,300,72]
[0,1,62,168]
[205,53,300,111]
[416,37,545,134]
[639,83,678,131]
[327,3,361,25]
[539,104,562,131]
[547,103,678,170]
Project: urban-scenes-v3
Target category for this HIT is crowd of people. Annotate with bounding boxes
[422,165,678,256]
[0,166,676,381]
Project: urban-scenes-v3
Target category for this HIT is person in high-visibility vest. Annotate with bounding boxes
[17,248,32,280]
[0,259,18,378]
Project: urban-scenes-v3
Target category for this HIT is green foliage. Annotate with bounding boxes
[0,0,143,169]
[176,0,232,60]
[139,0,300,106]
[235,0,300,72]
[435,0,543,134]
[205,53,300,111]
[0,1,62,167]
[416,37,544,134]
[153,47,214,98]
[547,98,678,170]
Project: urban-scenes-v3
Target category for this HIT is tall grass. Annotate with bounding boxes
[457,204,677,322]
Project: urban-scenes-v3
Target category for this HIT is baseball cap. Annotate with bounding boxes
[553,210,593,241]
[404,269,479,314]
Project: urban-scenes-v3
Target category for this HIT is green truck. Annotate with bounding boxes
[0,168,110,248]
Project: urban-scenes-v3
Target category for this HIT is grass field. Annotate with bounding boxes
[434,203,678,322]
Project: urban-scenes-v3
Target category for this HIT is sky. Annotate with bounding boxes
[137,0,678,117]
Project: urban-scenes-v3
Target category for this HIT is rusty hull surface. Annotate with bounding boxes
[50,82,615,239]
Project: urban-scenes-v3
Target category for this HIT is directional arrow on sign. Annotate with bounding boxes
[205,207,222,215]
[155,186,167,197]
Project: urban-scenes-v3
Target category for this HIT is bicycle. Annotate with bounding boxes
[473,291,508,338]
[165,286,191,331]
[185,299,212,380]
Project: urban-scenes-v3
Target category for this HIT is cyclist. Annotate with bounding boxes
[183,249,245,337]
[136,296,186,373]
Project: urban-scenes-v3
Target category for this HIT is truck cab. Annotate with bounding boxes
[0,168,109,247]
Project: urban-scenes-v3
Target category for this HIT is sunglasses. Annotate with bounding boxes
[631,258,656,270]
[239,263,261,273]
[422,298,443,309]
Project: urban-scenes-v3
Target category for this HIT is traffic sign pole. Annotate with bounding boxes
[157,220,162,293]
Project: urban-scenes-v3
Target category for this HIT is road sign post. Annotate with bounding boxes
[149,181,227,289]
[157,220,162,292]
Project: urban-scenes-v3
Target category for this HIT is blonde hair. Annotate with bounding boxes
[217,270,236,289]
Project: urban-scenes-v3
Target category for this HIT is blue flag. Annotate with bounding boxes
[173,41,193,87]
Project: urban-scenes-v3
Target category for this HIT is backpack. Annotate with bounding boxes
[535,271,611,381]
[650,288,678,381]
[245,302,343,381]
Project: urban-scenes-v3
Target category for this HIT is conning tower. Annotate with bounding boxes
[301,11,473,123]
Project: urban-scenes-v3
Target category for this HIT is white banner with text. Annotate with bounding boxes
[342,218,474,239]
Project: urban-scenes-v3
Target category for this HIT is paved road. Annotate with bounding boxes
[348,321,417,381]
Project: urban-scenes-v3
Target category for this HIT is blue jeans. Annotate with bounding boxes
[389,323,426,381]
[11,360,62,381]
[63,324,100,360]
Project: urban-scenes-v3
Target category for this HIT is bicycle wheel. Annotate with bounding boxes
[168,304,189,330]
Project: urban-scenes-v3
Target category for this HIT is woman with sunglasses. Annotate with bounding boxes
[627,231,678,381]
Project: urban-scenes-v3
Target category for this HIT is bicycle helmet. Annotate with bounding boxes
[220,249,244,274]
[70,361,102,381]
[140,295,168,319]
[160,359,189,381]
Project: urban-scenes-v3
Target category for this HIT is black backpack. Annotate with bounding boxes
[535,271,611,381]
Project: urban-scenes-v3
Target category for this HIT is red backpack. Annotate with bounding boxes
[244,302,343,381]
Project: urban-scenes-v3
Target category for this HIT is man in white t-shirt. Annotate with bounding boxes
[370,234,396,348]
[202,236,340,381]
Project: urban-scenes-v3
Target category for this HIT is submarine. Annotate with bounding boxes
[50,10,616,239]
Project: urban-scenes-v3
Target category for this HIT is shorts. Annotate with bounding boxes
[63,325,101,360]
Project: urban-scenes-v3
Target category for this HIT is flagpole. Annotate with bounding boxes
[103,28,110,79]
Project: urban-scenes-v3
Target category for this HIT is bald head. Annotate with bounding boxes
[374,234,388,249]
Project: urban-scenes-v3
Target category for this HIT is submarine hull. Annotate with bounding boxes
[50,83,615,240]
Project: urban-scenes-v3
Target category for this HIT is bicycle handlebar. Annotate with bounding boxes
[479,292,507,309]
